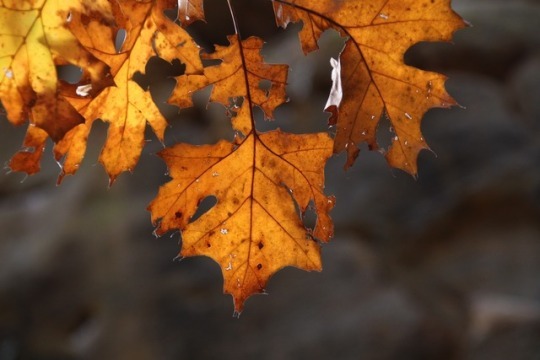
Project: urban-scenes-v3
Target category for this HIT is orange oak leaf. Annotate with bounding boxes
[168,35,288,123]
[204,36,288,122]
[149,131,334,313]
[56,0,204,183]
[150,29,334,312]
[273,0,466,174]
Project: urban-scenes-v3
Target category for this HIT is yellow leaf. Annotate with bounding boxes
[58,0,204,183]
[0,0,109,140]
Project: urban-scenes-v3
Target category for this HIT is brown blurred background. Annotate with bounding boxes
[1,0,540,359]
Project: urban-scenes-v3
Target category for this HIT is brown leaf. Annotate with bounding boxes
[274,0,466,174]
[8,125,48,175]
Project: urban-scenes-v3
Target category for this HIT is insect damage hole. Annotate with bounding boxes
[302,200,317,234]
[282,184,318,236]
[258,79,272,97]
[189,195,217,222]
[375,111,395,152]
[115,29,127,53]
[56,64,82,84]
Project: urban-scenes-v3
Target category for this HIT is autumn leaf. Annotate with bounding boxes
[8,124,48,175]
[168,35,288,123]
[0,0,109,135]
[56,0,204,183]
[205,36,288,121]
[150,27,334,311]
[0,0,111,173]
[149,131,333,312]
[0,0,465,313]
[273,0,466,174]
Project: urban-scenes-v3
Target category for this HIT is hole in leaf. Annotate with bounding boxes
[182,0,233,52]
[56,65,83,84]
[133,57,186,90]
[376,112,394,151]
[163,8,177,21]
[115,29,126,53]
[253,106,276,132]
[259,79,271,96]
[190,195,217,223]
[228,97,244,117]
[302,201,317,233]
[202,58,222,67]
[282,182,303,224]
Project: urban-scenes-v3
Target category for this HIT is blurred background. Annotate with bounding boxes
[1,0,539,358]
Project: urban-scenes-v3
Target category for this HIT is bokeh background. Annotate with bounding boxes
[1,0,540,359]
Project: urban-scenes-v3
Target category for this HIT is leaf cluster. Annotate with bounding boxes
[0,0,465,313]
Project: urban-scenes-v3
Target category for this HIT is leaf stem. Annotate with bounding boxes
[226,0,241,36]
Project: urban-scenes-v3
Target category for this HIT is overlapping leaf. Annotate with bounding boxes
[56,0,204,183]
[0,0,111,173]
[273,0,466,174]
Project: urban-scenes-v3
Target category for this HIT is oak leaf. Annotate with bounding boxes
[150,31,334,312]
[168,35,288,122]
[0,0,466,313]
[273,0,466,174]
[8,124,48,175]
[149,131,333,312]
[56,0,204,183]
